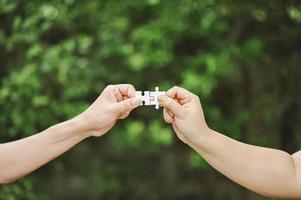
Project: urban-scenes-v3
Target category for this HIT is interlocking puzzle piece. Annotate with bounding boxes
[135,87,166,109]
[135,91,151,106]
[150,87,166,109]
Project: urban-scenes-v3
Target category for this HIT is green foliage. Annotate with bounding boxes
[1,0,301,199]
[0,180,36,200]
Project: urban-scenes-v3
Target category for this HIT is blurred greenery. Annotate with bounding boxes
[1,0,301,199]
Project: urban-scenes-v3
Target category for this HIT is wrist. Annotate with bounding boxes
[70,114,93,138]
[187,125,214,153]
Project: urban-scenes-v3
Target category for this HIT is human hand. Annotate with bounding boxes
[158,86,209,146]
[80,84,140,137]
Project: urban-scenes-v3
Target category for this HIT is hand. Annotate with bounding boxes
[80,84,141,137]
[158,86,209,146]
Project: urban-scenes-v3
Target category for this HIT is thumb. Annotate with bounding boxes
[158,95,185,119]
[116,97,141,113]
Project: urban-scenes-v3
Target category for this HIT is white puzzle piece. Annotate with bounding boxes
[135,87,166,109]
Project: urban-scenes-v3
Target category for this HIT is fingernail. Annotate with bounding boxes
[158,95,167,101]
[131,97,141,107]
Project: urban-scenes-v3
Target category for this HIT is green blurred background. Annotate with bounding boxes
[1,0,301,199]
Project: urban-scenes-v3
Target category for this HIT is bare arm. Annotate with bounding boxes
[193,130,301,199]
[159,86,301,199]
[0,116,89,184]
[0,84,140,184]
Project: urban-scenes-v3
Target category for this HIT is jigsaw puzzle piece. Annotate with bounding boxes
[135,91,152,105]
[150,87,166,109]
[135,87,166,109]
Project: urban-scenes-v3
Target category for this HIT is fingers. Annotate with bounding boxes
[158,95,185,118]
[163,108,174,123]
[116,97,141,115]
[113,84,136,102]
[166,86,193,105]
[105,84,140,119]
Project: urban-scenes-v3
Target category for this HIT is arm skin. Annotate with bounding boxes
[0,116,90,184]
[0,84,141,184]
[193,131,301,199]
[158,86,301,199]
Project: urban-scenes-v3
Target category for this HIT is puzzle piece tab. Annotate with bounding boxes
[135,87,166,109]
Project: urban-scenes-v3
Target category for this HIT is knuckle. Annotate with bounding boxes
[106,84,114,89]
[123,83,133,88]
[193,94,201,102]
[193,94,199,100]
[172,85,180,90]
[127,84,134,88]
[127,84,136,93]
[168,86,178,93]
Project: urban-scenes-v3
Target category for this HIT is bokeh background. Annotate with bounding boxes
[1,0,301,199]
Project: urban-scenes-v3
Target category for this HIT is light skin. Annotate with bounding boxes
[1,84,300,199]
[0,84,141,184]
[158,86,301,199]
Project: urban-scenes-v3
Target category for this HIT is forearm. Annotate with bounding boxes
[0,115,90,184]
[189,129,301,199]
